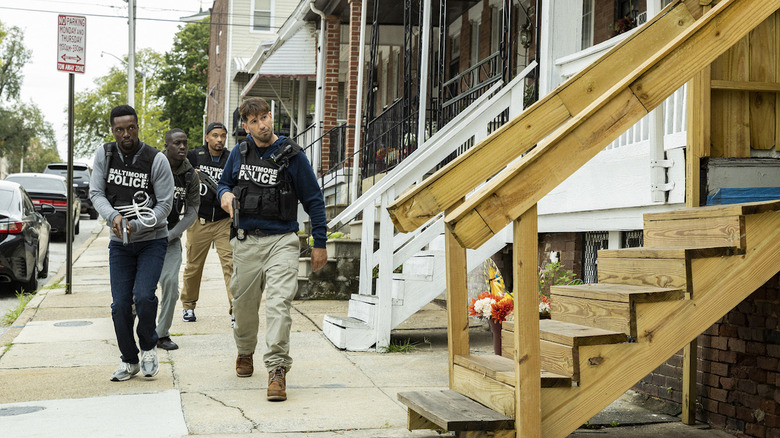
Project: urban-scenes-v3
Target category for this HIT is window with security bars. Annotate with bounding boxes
[583,231,609,284]
[622,230,644,248]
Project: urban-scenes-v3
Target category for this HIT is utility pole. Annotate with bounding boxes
[127,0,136,107]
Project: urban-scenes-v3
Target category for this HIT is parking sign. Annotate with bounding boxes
[57,15,86,74]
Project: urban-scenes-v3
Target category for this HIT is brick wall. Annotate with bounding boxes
[633,273,780,438]
[345,0,362,159]
[206,0,228,130]
[495,232,584,293]
[321,15,341,174]
[593,0,615,46]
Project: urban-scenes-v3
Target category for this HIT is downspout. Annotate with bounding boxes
[310,0,327,177]
[349,0,369,203]
[417,0,432,151]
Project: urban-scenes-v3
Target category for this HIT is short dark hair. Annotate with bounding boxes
[239,97,270,122]
[110,105,138,127]
[165,128,187,141]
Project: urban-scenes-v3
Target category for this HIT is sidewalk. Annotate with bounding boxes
[0,224,731,437]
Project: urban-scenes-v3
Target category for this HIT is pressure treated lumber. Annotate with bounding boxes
[445,0,780,250]
[540,210,780,437]
[397,390,514,432]
[386,1,699,234]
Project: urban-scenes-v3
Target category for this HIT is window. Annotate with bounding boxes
[470,21,480,64]
[581,0,594,49]
[252,0,272,32]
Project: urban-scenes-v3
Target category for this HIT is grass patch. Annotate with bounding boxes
[381,338,418,353]
[2,291,35,326]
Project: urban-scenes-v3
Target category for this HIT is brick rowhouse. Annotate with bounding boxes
[321,15,341,175]
[345,0,362,163]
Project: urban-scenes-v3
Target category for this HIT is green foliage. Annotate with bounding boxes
[381,338,418,353]
[538,262,583,296]
[2,291,34,326]
[0,102,60,172]
[157,19,209,144]
[73,49,168,157]
[0,21,31,101]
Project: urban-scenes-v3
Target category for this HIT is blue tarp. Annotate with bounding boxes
[706,187,780,205]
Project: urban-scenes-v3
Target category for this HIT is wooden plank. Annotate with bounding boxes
[643,215,745,250]
[711,79,780,91]
[397,390,514,431]
[598,247,738,259]
[445,202,470,389]
[386,1,697,234]
[550,295,633,337]
[682,339,698,424]
[711,36,750,158]
[686,50,712,208]
[748,14,777,149]
[454,354,571,388]
[550,283,684,303]
[512,208,541,438]
[644,199,780,220]
[452,363,517,418]
[537,319,628,347]
[540,209,780,438]
[407,408,438,431]
[539,340,576,381]
[597,257,690,290]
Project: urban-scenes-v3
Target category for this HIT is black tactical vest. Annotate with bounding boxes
[191,146,229,221]
[235,138,300,222]
[167,167,195,229]
[104,142,158,209]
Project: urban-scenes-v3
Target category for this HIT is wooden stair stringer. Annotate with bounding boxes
[539,210,780,438]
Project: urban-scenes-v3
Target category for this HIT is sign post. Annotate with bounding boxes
[57,15,86,295]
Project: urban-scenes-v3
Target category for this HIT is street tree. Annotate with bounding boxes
[157,18,209,144]
[0,102,60,173]
[0,20,31,101]
[73,49,168,157]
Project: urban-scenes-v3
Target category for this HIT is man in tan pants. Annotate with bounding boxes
[180,122,233,322]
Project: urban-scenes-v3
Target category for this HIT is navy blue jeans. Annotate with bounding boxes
[109,238,167,364]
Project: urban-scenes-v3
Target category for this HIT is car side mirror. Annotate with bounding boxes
[40,204,56,215]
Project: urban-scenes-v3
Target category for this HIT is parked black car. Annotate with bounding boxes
[5,173,81,239]
[0,180,53,292]
[44,162,97,219]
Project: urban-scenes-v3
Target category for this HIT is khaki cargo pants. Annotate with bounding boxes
[180,217,233,313]
[230,232,299,372]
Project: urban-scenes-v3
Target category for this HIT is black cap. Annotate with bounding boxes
[206,122,227,134]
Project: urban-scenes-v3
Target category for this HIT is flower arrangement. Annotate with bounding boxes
[539,294,551,319]
[468,291,513,324]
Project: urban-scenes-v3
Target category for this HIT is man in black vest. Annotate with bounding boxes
[156,129,200,350]
[180,122,233,322]
[89,105,173,381]
[218,97,327,402]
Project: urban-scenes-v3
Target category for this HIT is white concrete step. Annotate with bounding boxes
[322,315,375,351]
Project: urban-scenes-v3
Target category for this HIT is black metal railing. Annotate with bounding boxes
[362,99,419,181]
[440,51,503,126]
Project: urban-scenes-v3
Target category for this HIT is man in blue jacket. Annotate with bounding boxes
[218,97,327,402]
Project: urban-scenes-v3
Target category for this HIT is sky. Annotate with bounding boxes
[0,0,214,162]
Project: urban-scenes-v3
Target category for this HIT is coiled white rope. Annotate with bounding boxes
[115,191,157,228]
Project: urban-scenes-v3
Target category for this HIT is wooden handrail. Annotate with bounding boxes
[444,0,780,249]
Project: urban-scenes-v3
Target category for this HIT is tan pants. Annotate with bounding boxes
[180,217,233,313]
[231,232,299,372]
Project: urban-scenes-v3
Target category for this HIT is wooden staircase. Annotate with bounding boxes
[386,0,780,436]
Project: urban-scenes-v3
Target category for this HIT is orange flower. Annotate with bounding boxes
[491,295,514,324]
[468,291,503,320]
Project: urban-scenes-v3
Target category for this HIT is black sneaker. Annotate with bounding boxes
[157,336,179,350]
[182,309,196,322]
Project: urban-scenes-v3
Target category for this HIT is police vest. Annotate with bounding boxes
[167,167,195,230]
[104,142,158,209]
[191,146,229,221]
[235,138,300,222]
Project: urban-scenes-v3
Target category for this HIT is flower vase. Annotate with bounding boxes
[488,319,502,356]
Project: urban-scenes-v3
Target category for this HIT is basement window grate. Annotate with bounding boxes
[583,231,609,284]
[622,230,644,248]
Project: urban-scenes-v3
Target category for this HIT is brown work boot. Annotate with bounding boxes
[236,354,253,377]
[267,366,287,401]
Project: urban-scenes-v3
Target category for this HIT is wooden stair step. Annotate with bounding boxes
[398,389,514,433]
[453,354,570,388]
[550,283,683,338]
[501,319,627,382]
[641,200,780,250]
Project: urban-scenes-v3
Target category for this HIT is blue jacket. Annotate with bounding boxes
[217,135,327,248]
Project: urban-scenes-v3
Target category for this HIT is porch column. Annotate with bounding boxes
[346,0,363,161]
[297,77,308,136]
[322,15,341,175]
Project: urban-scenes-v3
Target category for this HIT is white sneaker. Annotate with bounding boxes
[140,347,159,377]
[182,309,196,322]
[110,361,140,381]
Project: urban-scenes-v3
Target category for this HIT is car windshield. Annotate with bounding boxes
[6,176,66,193]
[0,187,14,211]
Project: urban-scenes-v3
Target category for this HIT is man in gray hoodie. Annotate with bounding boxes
[156,128,200,351]
[90,105,173,382]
